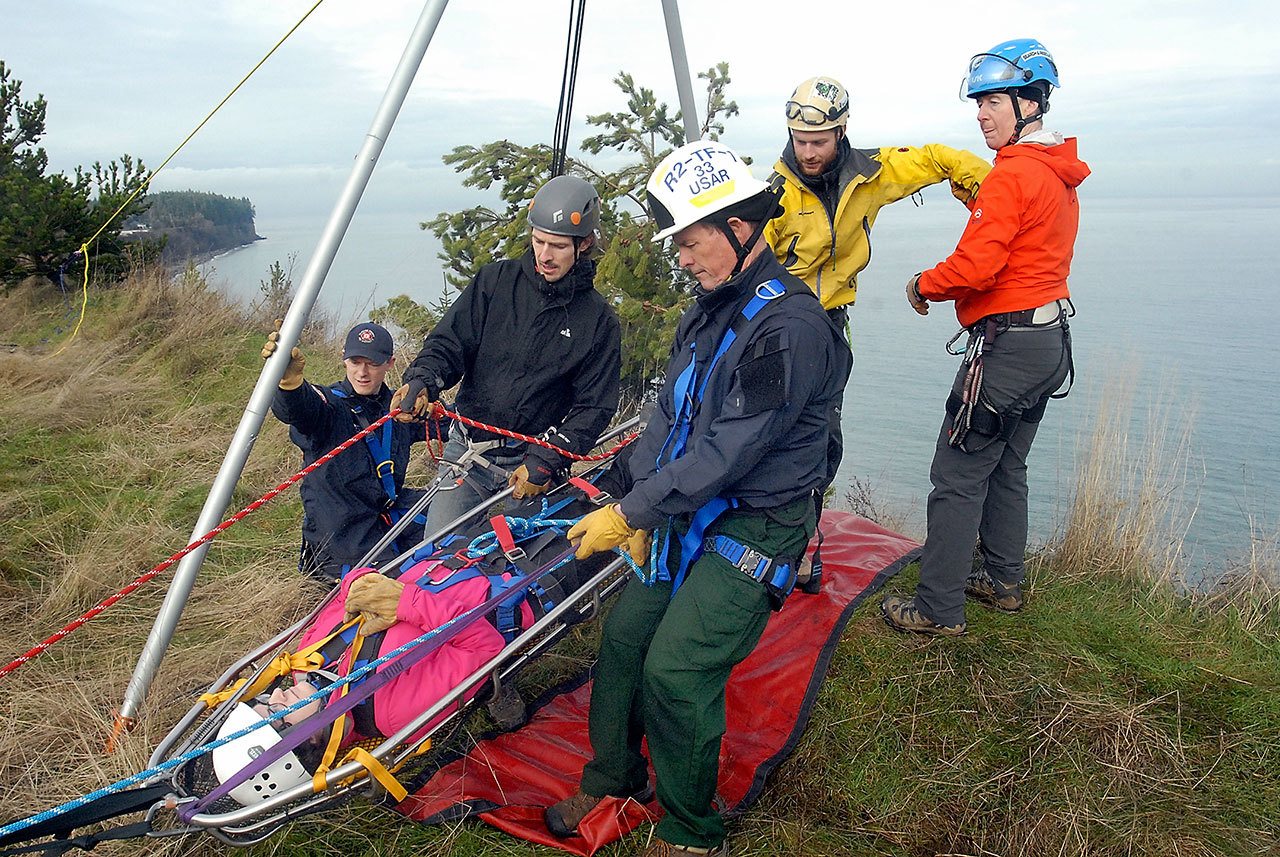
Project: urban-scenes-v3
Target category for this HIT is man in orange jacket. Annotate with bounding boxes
[882,38,1090,635]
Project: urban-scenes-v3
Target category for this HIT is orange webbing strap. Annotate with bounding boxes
[311,620,370,791]
[336,747,408,802]
[197,618,361,710]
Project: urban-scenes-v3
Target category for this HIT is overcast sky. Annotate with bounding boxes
[6,0,1280,223]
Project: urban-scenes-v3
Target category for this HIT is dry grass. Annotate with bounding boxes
[1053,371,1199,589]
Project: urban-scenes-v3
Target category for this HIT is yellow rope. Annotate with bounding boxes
[52,0,326,357]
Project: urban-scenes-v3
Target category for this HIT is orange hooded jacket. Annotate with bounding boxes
[917,137,1091,328]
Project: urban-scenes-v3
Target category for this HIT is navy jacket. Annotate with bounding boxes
[403,251,621,473]
[619,251,852,531]
[272,379,425,573]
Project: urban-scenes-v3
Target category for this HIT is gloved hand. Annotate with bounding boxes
[344,572,404,635]
[624,528,650,569]
[567,504,633,560]
[906,272,929,316]
[950,179,979,209]
[508,462,554,500]
[390,378,434,423]
[261,318,306,390]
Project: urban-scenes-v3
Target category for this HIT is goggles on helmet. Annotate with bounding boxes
[961,53,1035,99]
[785,99,848,127]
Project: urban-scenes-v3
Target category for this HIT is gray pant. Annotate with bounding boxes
[915,323,1071,626]
[421,426,524,542]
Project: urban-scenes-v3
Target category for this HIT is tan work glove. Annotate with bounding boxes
[261,319,306,390]
[344,572,405,635]
[906,272,929,316]
[950,179,978,209]
[624,528,650,569]
[508,463,553,500]
[567,504,633,560]
[390,379,434,423]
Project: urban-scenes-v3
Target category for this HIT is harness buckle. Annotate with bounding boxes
[376,460,395,478]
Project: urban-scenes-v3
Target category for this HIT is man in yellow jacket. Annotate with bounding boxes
[765,75,991,590]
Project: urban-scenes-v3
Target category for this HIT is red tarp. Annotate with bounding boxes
[396,511,920,855]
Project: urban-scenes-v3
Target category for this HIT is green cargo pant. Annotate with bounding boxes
[578,496,814,849]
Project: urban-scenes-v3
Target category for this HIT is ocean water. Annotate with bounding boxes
[202,193,1280,571]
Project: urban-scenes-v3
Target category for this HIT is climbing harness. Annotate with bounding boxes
[649,279,790,594]
[944,299,1075,452]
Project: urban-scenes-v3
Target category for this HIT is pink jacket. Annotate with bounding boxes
[297,560,518,744]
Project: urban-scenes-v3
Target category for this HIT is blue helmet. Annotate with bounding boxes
[964,38,1059,100]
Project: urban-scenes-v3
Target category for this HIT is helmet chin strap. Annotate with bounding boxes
[714,186,785,280]
[1006,94,1044,147]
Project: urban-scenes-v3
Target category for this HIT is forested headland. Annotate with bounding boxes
[127,189,262,263]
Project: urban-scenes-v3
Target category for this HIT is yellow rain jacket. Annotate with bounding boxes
[765,142,991,311]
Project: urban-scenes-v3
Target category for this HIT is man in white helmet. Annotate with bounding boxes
[543,141,852,856]
[392,175,622,537]
[765,75,992,591]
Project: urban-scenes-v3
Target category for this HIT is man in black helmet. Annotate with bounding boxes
[393,175,622,537]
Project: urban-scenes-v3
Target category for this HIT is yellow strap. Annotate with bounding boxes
[337,747,408,803]
[198,618,360,709]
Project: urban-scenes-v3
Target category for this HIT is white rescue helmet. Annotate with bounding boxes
[646,141,773,242]
[785,76,849,132]
[211,703,312,807]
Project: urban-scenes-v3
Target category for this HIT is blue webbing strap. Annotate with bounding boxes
[650,279,786,592]
[704,533,794,593]
[329,386,399,502]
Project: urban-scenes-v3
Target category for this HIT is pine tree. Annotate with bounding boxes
[0,60,153,286]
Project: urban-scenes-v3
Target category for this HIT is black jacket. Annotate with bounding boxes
[618,251,852,531]
[272,380,425,574]
[403,251,622,473]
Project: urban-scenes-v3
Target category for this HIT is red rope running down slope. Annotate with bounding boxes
[0,410,399,681]
[0,406,638,681]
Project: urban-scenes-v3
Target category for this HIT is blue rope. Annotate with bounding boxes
[2,511,603,842]
[0,599,493,842]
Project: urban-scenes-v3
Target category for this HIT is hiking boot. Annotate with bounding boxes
[796,552,822,595]
[965,569,1024,613]
[485,682,527,731]
[880,595,966,637]
[544,784,653,838]
[640,838,728,856]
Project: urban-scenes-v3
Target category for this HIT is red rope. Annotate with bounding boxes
[0,406,636,680]
[0,411,400,681]
[430,403,639,462]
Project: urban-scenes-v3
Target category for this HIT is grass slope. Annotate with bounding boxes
[0,271,1275,857]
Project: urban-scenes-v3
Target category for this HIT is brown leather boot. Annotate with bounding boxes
[880,594,966,637]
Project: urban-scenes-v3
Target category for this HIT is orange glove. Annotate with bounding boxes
[261,319,305,390]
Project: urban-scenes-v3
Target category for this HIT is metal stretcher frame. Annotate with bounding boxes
[144,421,639,845]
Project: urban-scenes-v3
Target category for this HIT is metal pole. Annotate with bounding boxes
[116,0,454,731]
[660,0,700,142]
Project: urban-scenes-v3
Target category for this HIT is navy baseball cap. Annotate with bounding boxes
[342,322,394,363]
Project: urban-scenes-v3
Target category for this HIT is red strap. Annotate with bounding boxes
[489,515,525,561]
[567,476,603,499]
[568,476,607,503]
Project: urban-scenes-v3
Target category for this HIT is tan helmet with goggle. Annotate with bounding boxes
[785,76,849,132]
